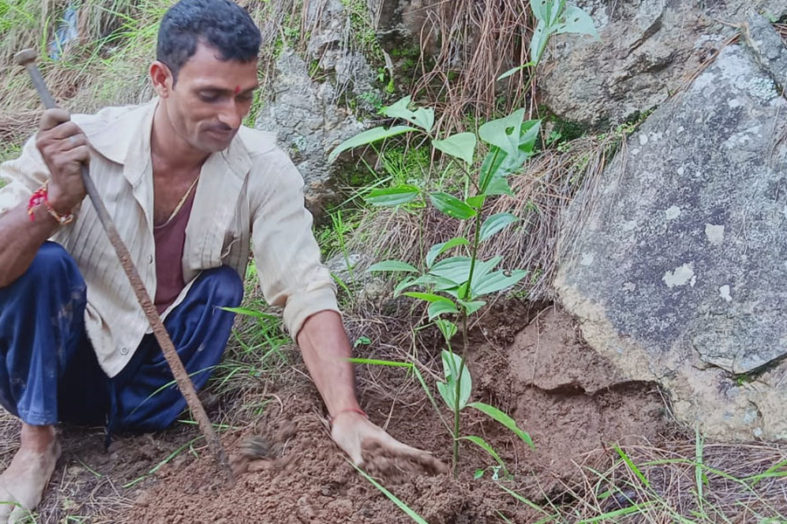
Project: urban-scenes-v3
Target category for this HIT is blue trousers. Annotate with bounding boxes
[0,242,242,433]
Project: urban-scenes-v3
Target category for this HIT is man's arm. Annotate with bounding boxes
[296,310,360,417]
[0,109,88,287]
[297,310,446,472]
[0,203,61,287]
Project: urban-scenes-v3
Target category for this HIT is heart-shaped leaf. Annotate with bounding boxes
[432,132,477,164]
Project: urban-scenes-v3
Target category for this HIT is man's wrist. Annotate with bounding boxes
[328,407,367,427]
[27,182,75,225]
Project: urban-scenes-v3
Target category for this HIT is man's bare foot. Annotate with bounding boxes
[0,424,60,523]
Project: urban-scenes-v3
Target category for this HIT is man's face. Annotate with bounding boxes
[159,43,259,153]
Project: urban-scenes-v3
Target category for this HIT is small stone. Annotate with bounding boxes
[705,224,724,246]
[665,206,681,220]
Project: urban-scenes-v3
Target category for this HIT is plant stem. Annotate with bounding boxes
[452,311,471,475]
[451,205,484,475]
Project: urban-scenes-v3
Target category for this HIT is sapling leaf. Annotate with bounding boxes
[530,21,548,64]
[461,436,509,475]
[439,350,471,411]
[496,62,535,81]
[403,291,453,303]
[413,107,435,133]
[434,319,457,341]
[550,0,568,25]
[428,300,459,320]
[381,96,434,132]
[429,256,473,286]
[479,120,541,196]
[393,275,417,296]
[468,402,535,449]
[429,192,477,220]
[472,256,504,281]
[365,185,420,206]
[394,274,445,296]
[472,269,528,295]
[530,0,549,22]
[432,132,476,165]
[478,109,526,156]
[465,195,486,209]
[474,469,485,479]
[458,299,486,315]
[426,237,470,268]
[556,5,598,37]
[436,380,455,411]
[479,147,509,194]
[519,120,542,153]
[480,213,518,242]
[367,260,419,273]
[381,96,414,120]
[328,125,417,163]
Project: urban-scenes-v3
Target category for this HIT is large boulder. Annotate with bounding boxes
[540,0,787,128]
[255,0,373,217]
[555,18,787,441]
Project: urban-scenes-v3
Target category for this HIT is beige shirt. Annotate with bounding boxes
[0,99,338,377]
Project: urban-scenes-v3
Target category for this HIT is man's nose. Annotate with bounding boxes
[217,102,243,130]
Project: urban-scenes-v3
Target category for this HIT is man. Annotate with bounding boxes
[0,0,441,519]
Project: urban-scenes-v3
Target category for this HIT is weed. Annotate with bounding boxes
[122,435,204,488]
[339,0,384,64]
[354,464,428,524]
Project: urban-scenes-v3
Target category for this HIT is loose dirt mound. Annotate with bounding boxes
[119,306,674,523]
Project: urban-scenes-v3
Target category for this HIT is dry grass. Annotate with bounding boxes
[0,0,166,150]
[406,0,537,133]
[545,437,787,522]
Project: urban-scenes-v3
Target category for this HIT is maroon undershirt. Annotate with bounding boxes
[153,191,196,314]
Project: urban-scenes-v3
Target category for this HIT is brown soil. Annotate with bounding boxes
[1,305,676,522]
[122,306,673,523]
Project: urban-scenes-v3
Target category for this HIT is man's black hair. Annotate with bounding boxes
[157,0,261,81]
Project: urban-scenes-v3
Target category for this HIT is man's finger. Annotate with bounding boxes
[62,145,91,166]
[46,121,83,141]
[364,432,448,474]
[38,108,71,132]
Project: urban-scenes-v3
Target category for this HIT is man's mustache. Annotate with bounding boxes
[205,123,235,133]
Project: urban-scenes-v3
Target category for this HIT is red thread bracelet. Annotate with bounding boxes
[327,408,367,427]
[27,182,74,225]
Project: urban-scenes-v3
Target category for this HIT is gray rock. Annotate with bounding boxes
[556,37,787,440]
[255,0,378,217]
[255,49,366,216]
[540,0,787,128]
[746,12,787,91]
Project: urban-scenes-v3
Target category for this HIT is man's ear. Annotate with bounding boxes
[150,61,174,98]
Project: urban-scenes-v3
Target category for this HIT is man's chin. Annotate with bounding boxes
[197,133,236,153]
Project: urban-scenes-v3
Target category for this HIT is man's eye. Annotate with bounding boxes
[238,93,254,103]
[199,92,220,102]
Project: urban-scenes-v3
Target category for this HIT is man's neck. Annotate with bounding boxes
[150,105,209,173]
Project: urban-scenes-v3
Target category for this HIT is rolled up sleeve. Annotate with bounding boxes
[249,148,339,340]
[0,135,50,216]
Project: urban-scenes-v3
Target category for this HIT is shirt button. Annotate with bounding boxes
[148,255,154,264]
[120,346,129,355]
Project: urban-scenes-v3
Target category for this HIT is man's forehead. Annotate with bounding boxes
[177,43,259,86]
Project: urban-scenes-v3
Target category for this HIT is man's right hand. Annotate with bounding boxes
[34,108,89,215]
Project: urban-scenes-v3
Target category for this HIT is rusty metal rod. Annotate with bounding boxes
[14,48,232,481]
